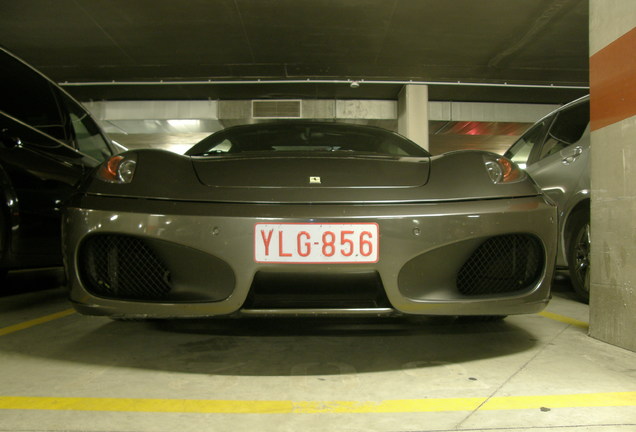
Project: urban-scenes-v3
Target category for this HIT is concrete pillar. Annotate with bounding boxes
[398,85,429,150]
[589,1,636,351]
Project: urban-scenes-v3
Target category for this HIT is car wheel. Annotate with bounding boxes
[567,211,590,303]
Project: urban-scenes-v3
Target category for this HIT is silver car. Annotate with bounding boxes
[504,96,590,302]
[63,122,557,319]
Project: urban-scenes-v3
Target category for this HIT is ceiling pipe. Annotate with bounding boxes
[59,78,589,90]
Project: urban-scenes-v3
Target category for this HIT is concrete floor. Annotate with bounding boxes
[0,269,634,432]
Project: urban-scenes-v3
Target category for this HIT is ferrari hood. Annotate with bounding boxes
[83,150,543,204]
[191,155,430,188]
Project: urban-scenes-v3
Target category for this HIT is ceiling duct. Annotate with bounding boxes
[252,100,302,119]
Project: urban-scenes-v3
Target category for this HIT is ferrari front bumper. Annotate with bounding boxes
[64,195,557,318]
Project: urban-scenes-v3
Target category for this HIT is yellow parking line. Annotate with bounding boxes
[0,309,76,337]
[0,392,634,414]
[480,392,636,411]
[538,311,589,329]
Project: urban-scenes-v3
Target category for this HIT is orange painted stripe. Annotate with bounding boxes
[590,27,636,131]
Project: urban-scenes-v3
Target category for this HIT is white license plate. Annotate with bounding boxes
[254,223,379,263]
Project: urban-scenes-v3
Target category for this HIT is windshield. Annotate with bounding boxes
[187,123,430,157]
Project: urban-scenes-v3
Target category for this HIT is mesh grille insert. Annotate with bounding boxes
[457,234,543,296]
[79,234,172,300]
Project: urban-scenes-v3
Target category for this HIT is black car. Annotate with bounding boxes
[0,47,116,278]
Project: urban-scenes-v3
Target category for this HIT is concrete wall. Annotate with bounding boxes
[398,85,429,149]
[428,101,559,122]
[589,0,636,351]
[84,98,558,155]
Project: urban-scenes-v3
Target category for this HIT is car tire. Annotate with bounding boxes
[567,210,590,303]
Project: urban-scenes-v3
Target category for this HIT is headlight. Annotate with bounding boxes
[484,156,525,184]
[97,154,137,184]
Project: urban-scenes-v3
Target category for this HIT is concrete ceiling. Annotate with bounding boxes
[0,0,589,104]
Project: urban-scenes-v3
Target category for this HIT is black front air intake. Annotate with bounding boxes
[457,234,544,296]
[79,234,172,301]
[245,271,390,310]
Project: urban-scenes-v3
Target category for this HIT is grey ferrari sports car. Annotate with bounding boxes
[63,122,557,319]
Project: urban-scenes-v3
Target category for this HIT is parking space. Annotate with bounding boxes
[0,270,635,432]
